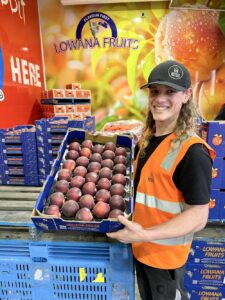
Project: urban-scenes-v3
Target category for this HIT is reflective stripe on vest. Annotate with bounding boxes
[150,233,193,246]
[136,191,186,214]
[135,191,192,246]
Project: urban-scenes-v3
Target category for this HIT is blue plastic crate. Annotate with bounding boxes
[0,240,134,300]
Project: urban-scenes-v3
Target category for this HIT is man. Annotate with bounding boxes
[107,60,215,300]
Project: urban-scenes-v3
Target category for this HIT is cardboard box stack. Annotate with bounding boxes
[41,83,91,119]
[184,121,225,299]
[0,126,39,186]
[185,238,225,299]
[200,122,225,223]
[35,116,95,185]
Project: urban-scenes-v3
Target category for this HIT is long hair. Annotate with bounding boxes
[139,95,197,155]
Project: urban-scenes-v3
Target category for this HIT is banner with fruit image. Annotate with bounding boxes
[39,0,225,128]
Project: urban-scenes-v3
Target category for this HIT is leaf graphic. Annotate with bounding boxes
[127,40,148,94]
[142,49,156,81]
[95,115,118,131]
[150,2,169,22]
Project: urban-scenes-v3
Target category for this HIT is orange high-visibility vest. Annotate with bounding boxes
[132,133,215,269]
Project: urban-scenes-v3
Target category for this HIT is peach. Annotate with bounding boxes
[102,150,115,160]
[62,159,76,172]
[57,169,71,181]
[79,195,95,210]
[69,141,80,152]
[104,142,116,152]
[101,159,114,170]
[82,181,96,196]
[70,175,85,188]
[61,200,79,218]
[155,7,225,82]
[115,147,127,157]
[95,189,111,203]
[49,192,65,208]
[114,155,127,165]
[93,201,110,219]
[109,195,125,211]
[92,144,104,154]
[82,139,93,149]
[99,167,112,180]
[87,161,101,173]
[108,209,124,219]
[76,207,93,221]
[54,180,69,194]
[110,183,125,197]
[80,147,92,158]
[85,172,99,184]
[66,187,82,202]
[73,166,87,177]
[45,205,61,217]
[66,150,79,161]
[97,178,111,190]
[76,156,89,167]
[112,174,126,186]
[90,153,102,163]
[113,164,127,175]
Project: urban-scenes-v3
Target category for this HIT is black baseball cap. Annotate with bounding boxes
[140,60,191,91]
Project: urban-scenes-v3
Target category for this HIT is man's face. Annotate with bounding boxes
[148,84,192,125]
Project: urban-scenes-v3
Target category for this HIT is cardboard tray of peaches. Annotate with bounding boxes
[31,129,134,232]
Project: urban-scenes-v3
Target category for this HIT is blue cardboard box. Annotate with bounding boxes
[185,285,225,300]
[200,121,225,157]
[208,189,220,222]
[31,129,134,233]
[188,239,225,265]
[185,263,225,287]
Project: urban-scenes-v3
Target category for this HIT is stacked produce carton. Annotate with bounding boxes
[41,82,91,119]
[32,129,134,232]
[185,238,225,299]
[200,121,225,223]
[0,126,39,186]
[35,116,95,185]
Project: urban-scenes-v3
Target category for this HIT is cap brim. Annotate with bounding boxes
[140,81,186,91]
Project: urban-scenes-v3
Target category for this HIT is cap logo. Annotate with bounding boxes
[168,65,183,80]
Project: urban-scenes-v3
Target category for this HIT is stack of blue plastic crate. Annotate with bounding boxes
[0,125,39,186]
[0,238,134,300]
[35,116,95,185]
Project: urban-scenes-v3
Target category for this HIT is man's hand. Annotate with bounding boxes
[106,215,144,243]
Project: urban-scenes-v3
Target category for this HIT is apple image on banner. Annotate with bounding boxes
[0,47,5,101]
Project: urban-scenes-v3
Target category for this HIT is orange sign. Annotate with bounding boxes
[0,1,45,128]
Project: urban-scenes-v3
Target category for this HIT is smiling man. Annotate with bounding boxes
[107,60,215,300]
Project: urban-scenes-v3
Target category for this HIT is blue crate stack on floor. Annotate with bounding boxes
[0,239,134,300]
